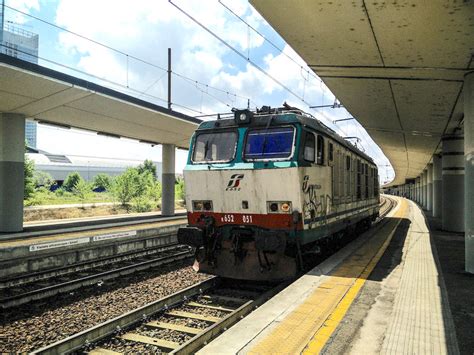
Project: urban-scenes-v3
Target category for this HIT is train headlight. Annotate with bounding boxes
[234,109,253,125]
[267,201,292,214]
[203,201,213,211]
[192,200,213,212]
[281,202,291,212]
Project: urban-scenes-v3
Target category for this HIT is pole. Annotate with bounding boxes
[0,0,5,49]
[167,48,171,110]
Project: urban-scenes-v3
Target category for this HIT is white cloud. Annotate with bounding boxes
[8,0,393,178]
[4,0,39,24]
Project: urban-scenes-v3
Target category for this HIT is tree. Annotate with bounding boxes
[34,171,55,190]
[72,179,92,204]
[24,155,35,200]
[93,173,112,191]
[112,168,141,206]
[138,159,157,181]
[63,172,83,191]
[175,177,185,201]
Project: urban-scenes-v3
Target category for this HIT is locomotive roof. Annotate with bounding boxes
[196,110,376,165]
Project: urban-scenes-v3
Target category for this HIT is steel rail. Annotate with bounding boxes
[1,246,193,309]
[31,278,219,355]
[0,240,183,288]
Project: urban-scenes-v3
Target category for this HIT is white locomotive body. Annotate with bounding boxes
[178,106,379,281]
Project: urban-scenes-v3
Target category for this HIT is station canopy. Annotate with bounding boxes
[250,0,473,185]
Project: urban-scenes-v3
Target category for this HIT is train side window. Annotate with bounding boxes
[328,142,333,162]
[303,132,315,162]
[317,135,325,165]
[357,160,362,199]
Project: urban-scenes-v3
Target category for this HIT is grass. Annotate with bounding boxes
[25,189,114,207]
[23,187,186,222]
[23,199,186,222]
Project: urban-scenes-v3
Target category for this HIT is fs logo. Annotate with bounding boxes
[226,174,244,191]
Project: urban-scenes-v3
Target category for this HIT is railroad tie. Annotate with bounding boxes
[146,321,202,335]
[165,310,221,323]
[121,333,180,350]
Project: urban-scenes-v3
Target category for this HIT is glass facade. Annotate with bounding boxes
[25,120,37,149]
[1,10,39,149]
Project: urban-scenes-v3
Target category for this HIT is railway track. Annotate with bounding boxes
[32,278,286,354]
[9,198,397,353]
[377,195,396,221]
[0,244,193,309]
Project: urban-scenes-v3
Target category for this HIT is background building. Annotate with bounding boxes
[1,18,39,148]
[27,149,163,184]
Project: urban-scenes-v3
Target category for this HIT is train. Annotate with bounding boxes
[178,104,380,281]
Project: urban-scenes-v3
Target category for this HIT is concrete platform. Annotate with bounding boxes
[199,197,463,354]
[0,216,186,279]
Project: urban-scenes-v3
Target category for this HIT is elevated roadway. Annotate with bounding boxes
[249,0,474,272]
[0,54,200,232]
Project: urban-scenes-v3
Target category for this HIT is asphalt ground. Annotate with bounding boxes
[323,202,472,355]
[427,216,474,355]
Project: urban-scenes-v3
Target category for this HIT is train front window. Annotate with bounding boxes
[244,126,294,160]
[192,131,237,163]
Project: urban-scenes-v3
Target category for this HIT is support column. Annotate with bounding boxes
[442,135,464,232]
[464,71,474,273]
[161,144,175,216]
[0,113,25,232]
[433,154,442,219]
[427,163,433,214]
[416,176,421,203]
[421,170,427,208]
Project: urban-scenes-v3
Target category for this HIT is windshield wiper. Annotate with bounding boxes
[203,140,210,159]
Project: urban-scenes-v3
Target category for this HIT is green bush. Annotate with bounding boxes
[54,188,71,197]
[112,167,162,211]
[25,187,54,206]
[175,178,185,201]
[72,179,92,204]
[34,171,55,190]
[137,159,157,181]
[113,168,141,206]
[24,155,35,200]
[131,196,153,212]
[93,173,112,191]
[63,172,83,192]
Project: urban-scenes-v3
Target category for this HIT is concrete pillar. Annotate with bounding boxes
[442,135,464,232]
[427,164,433,214]
[422,170,427,208]
[433,154,442,219]
[161,144,175,216]
[0,113,25,232]
[416,177,421,203]
[464,71,474,273]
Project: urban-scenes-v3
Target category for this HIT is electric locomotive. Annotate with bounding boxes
[178,104,379,281]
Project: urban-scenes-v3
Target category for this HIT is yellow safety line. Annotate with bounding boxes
[249,198,407,355]
[304,198,407,354]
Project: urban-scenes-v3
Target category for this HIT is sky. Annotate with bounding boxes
[2,0,395,184]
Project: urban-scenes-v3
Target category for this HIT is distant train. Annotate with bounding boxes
[178,105,379,281]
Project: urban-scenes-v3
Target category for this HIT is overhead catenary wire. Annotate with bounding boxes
[2,3,255,113]
[169,0,312,106]
[217,0,321,84]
